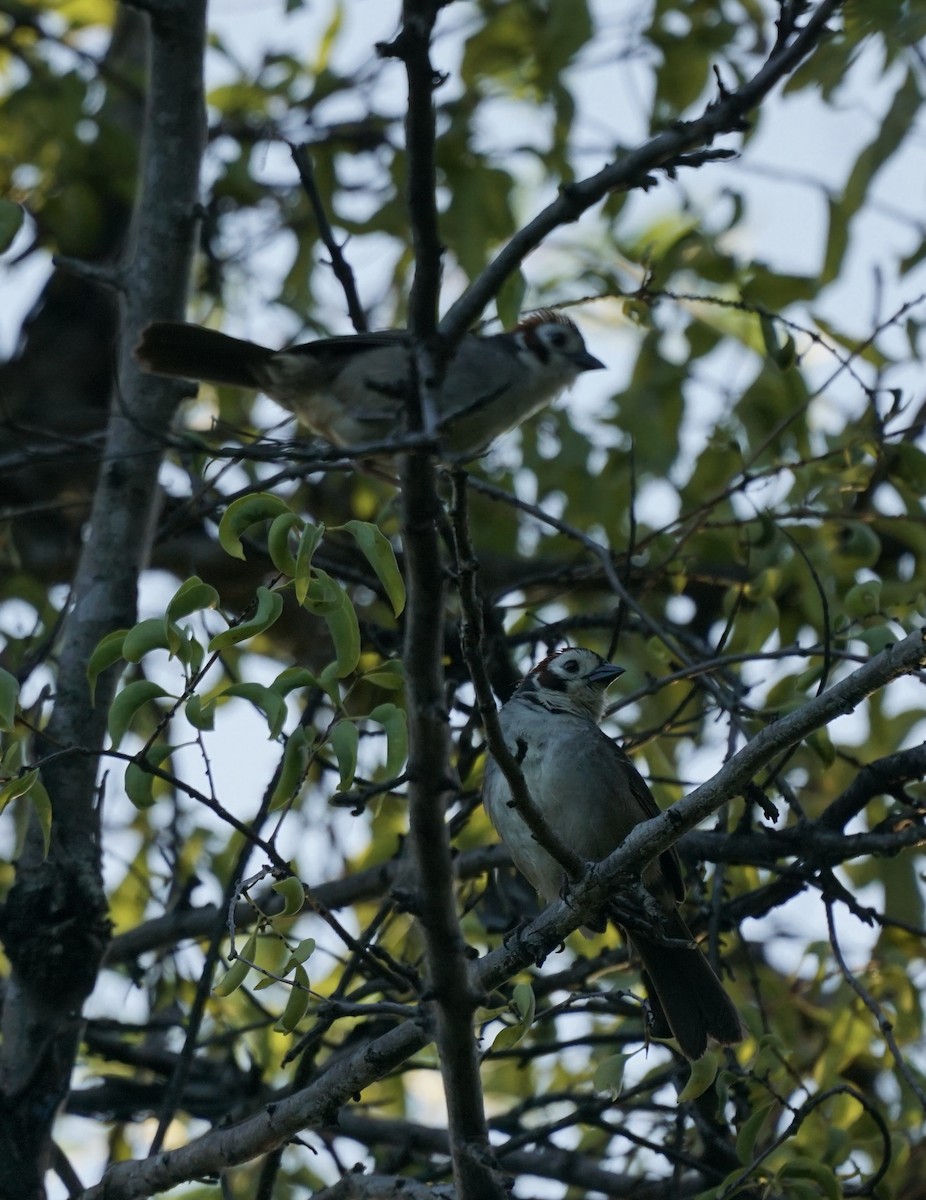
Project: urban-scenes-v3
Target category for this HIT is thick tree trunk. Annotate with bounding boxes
[0,4,207,1195]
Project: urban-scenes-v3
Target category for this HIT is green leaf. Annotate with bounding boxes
[0,769,39,815]
[184,694,215,731]
[223,682,288,739]
[303,570,360,677]
[369,703,408,777]
[677,1050,719,1102]
[288,937,316,968]
[208,587,284,651]
[341,521,406,616]
[0,667,19,732]
[491,981,536,1050]
[270,726,309,811]
[108,681,169,748]
[294,522,325,605]
[218,493,293,561]
[267,512,303,577]
[758,313,796,370]
[122,618,173,664]
[330,720,359,790]
[270,667,323,697]
[362,661,405,690]
[166,576,220,621]
[736,1101,775,1165]
[593,1053,629,1099]
[0,200,24,253]
[214,932,258,996]
[275,962,310,1032]
[777,1157,841,1200]
[1,738,22,773]
[124,743,174,810]
[86,629,128,703]
[271,875,305,917]
[844,580,882,618]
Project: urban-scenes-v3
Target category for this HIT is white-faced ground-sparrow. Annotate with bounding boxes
[135,311,603,459]
[482,646,743,1060]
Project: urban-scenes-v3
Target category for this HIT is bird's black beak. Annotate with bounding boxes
[574,350,605,371]
[589,662,624,687]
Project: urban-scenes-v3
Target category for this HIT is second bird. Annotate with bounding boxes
[483,646,743,1061]
[135,310,603,459]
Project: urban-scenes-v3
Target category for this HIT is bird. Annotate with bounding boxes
[134,311,604,459]
[482,646,743,1060]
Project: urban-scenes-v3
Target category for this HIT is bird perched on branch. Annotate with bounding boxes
[135,311,603,459]
[482,646,743,1060]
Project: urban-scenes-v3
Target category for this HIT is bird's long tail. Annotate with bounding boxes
[136,322,273,388]
[630,914,743,1060]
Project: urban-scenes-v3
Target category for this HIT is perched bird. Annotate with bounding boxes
[482,646,743,1060]
[135,311,603,459]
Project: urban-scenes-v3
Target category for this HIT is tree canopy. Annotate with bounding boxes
[2,1,926,1197]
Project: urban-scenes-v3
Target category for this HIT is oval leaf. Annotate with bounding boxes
[677,1049,719,1103]
[342,520,406,616]
[304,570,360,677]
[218,494,292,561]
[271,875,306,918]
[736,1101,775,1165]
[122,618,172,664]
[294,522,325,604]
[87,629,129,703]
[593,1053,629,1099]
[362,661,405,690]
[124,743,174,811]
[267,512,303,577]
[330,720,359,790]
[270,726,309,812]
[288,937,316,967]
[214,931,258,997]
[271,667,322,697]
[184,694,215,732]
[491,982,536,1051]
[166,576,220,621]
[369,703,408,777]
[108,681,169,749]
[208,587,284,652]
[275,963,311,1032]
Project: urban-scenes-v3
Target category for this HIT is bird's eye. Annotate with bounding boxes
[548,330,568,348]
[561,658,579,673]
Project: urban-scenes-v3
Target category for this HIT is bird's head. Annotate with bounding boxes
[517,646,624,720]
[513,310,604,378]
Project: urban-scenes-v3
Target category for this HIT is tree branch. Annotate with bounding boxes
[0,2,207,1191]
[439,0,841,338]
